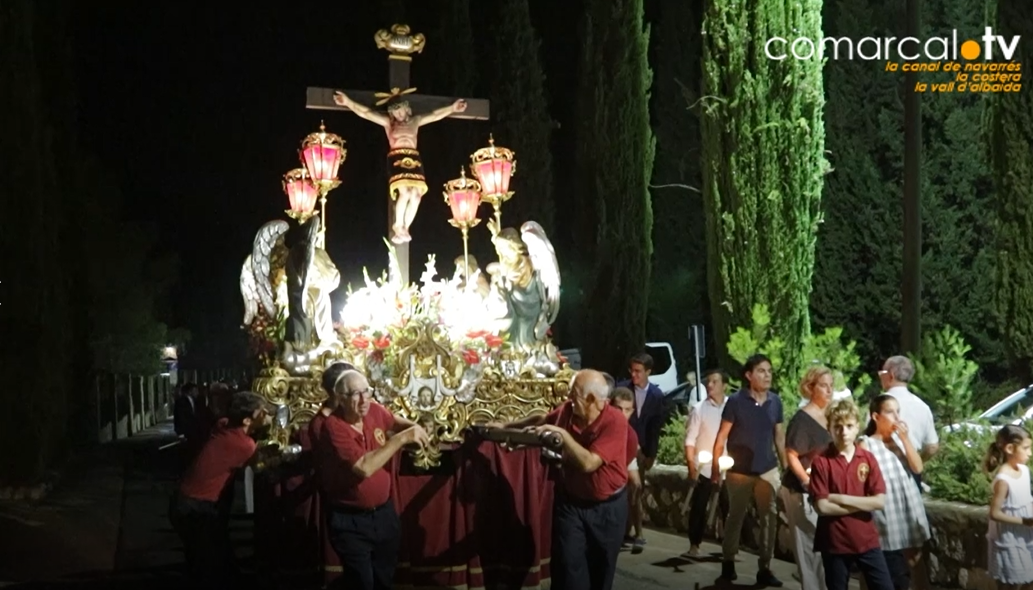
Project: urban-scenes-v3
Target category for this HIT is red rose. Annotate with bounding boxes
[466,330,489,339]
[462,349,481,365]
[371,350,385,364]
[351,336,370,350]
[373,335,391,350]
[485,334,504,349]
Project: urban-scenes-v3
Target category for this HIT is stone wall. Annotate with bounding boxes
[643,465,995,590]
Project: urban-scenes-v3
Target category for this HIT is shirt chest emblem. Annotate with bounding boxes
[857,462,870,482]
[374,428,386,446]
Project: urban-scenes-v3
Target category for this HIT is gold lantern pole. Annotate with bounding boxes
[443,168,483,286]
[469,135,516,228]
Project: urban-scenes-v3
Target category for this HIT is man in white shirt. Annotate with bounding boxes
[683,369,730,557]
[685,371,707,409]
[879,355,939,460]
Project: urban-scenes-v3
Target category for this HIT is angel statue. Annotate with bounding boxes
[284,215,340,349]
[240,220,290,329]
[486,219,561,352]
[240,217,341,373]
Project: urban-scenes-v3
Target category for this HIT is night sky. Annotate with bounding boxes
[72,2,582,362]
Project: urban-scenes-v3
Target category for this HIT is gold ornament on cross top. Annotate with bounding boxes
[374,24,427,60]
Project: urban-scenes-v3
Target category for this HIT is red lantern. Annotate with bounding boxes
[283,168,317,221]
[300,122,346,190]
[469,135,516,197]
[444,168,482,227]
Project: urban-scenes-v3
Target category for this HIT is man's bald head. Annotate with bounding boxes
[574,369,611,400]
[336,370,369,395]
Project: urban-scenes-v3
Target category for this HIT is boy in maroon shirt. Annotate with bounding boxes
[809,399,894,590]
[170,391,266,589]
[502,369,629,590]
[316,369,429,590]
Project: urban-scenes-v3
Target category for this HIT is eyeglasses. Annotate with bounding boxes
[347,388,375,398]
[877,370,889,376]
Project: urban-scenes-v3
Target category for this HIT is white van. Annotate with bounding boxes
[644,342,679,393]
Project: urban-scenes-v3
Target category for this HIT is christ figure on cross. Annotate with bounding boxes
[333,90,468,244]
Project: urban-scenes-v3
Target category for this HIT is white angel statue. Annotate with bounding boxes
[486,220,561,351]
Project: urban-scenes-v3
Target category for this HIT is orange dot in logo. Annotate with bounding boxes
[960,40,981,60]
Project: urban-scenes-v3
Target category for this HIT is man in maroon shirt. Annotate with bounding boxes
[810,398,894,590]
[317,369,429,590]
[502,369,629,590]
[169,391,266,589]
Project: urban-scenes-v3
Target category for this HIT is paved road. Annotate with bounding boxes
[0,420,854,589]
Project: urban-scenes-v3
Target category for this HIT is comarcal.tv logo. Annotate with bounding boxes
[766,27,1023,92]
[765,27,1020,61]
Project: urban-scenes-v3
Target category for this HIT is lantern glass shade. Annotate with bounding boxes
[443,171,483,225]
[470,136,516,196]
[300,123,346,185]
[283,168,318,217]
[472,158,513,195]
[448,188,482,224]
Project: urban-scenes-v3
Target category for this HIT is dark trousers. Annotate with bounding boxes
[687,475,729,546]
[169,493,238,590]
[327,501,400,590]
[883,549,912,590]
[552,487,629,590]
[822,549,894,590]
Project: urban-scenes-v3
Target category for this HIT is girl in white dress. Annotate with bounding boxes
[985,424,1033,589]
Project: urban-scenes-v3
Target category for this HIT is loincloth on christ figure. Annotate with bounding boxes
[387,148,429,200]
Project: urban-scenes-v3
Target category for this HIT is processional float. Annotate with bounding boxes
[239,26,572,469]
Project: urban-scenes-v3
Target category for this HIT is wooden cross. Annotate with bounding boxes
[305,24,490,286]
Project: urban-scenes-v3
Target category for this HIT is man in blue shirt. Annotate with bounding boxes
[616,352,663,549]
[711,354,786,587]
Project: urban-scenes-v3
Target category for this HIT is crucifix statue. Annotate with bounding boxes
[332,89,467,245]
[306,24,490,285]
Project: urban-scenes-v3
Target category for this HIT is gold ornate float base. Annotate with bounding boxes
[253,321,573,469]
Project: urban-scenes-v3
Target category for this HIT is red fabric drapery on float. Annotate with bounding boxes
[392,439,554,590]
[257,437,554,589]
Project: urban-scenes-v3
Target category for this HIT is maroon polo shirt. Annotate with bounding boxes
[626,426,640,467]
[318,403,398,510]
[546,402,629,501]
[809,443,886,555]
[308,412,328,448]
[179,419,257,502]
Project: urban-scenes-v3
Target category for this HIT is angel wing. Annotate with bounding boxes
[240,254,260,326]
[252,220,290,317]
[520,221,561,340]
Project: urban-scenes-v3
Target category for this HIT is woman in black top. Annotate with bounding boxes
[781,366,835,590]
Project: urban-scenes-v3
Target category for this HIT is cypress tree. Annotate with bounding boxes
[486,0,555,234]
[700,0,827,376]
[991,0,1033,379]
[0,1,72,480]
[813,0,905,365]
[815,0,1004,373]
[648,0,706,362]
[575,0,656,374]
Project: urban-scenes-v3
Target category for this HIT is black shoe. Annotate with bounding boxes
[757,568,783,587]
[719,560,737,581]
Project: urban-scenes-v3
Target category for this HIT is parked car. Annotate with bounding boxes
[945,382,1033,443]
